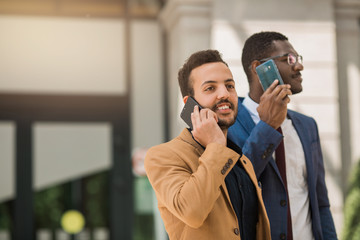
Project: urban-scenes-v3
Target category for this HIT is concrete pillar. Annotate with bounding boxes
[159,0,212,138]
[335,1,360,191]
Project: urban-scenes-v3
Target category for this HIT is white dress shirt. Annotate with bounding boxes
[242,95,314,240]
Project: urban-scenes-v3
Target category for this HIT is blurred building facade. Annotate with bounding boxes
[160,0,360,236]
[0,0,359,239]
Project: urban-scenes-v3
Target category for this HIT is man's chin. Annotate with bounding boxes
[218,118,236,129]
[290,82,303,95]
[291,87,302,95]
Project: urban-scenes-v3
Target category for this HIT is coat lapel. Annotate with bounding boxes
[181,128,238,218]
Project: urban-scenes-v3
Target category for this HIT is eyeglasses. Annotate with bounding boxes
[259,53,303,66]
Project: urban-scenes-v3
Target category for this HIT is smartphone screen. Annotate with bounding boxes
[255,59,284,91]
[180,96,202,130]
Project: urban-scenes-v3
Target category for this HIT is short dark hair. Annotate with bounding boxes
[178,49,228,97]
[242,31,288,79]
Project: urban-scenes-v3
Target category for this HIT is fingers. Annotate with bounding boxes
[206,110,218,123]
[265,79,280,93]
[264,80,291,101]
[191,105,201,129]
[275,85,291,101]
[200,107,208,121]
[190,106,226,146]
[191,106,218,130]
[257,80,292,130]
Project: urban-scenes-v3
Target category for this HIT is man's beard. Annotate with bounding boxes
[210,99,237,130]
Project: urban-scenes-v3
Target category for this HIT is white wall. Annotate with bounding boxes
[33,122,112,191]
[0,15,126,95]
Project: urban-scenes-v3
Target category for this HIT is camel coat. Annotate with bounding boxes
[144,129,271,240]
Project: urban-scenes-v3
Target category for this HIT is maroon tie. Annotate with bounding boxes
[275,127,293,240]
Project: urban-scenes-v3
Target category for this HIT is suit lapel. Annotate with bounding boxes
[236,99,256,135]
[287,111,311,164]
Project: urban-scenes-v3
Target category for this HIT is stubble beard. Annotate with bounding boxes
[210,99,238,130]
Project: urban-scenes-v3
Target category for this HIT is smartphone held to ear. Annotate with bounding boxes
[256,59,284,91]
[180,96,202,130]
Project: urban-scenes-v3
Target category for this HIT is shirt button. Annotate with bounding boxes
[221,169,226,175]
[280,233,286,240]
[233,228,240,235]
[262,153,267,159]
[280,200,287,206]
[228,159,233,164]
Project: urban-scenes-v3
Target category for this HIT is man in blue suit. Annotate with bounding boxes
[228,31,337,240]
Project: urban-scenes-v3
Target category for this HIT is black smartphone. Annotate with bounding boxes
[255,59,284,91]
[180,96,202,130]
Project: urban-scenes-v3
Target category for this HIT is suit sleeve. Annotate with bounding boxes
[144,142,239,228]
[229,120,283,179]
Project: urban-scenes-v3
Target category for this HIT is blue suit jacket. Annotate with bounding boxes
[228,97,337,240]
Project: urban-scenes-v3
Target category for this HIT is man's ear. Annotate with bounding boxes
[249,60,264,92]
[250,60,261,76]
[183,96,189,104]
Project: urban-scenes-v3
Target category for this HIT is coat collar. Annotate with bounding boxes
[178,128,205,155]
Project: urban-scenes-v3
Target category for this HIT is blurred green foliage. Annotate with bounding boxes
[134,214,154,240]
[0,201,12,230]
[134,176,155,240]
[83,171,109,228]
[342,160,360,240]
[34,183,67,230]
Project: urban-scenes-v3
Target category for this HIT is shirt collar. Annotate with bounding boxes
[242,94,261,125]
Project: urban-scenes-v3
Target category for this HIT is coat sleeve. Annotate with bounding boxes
[229,120,283,179]
[144,142,239,228]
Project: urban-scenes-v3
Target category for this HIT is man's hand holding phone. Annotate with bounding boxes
[180,97,226,147]
[255,59,291,129]
[257,80,292,129]
[190,105,226,147]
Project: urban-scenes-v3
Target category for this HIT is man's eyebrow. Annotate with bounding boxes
[225,79,235,83]
[201,79,234,87]
[201,80,216,86]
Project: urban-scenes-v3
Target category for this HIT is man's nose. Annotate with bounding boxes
[293,61,304,71]
[217,86,230,99]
